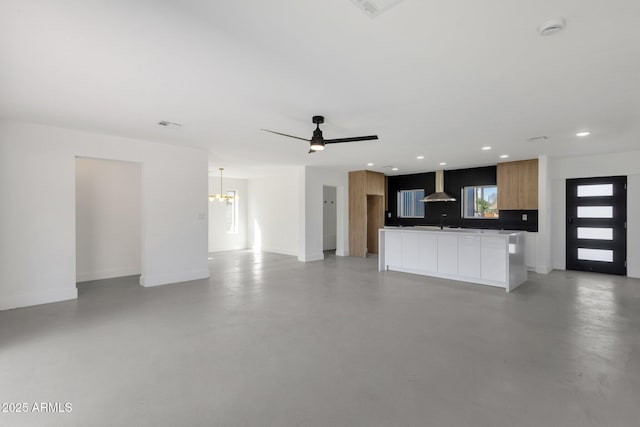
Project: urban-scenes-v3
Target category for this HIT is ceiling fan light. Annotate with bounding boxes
[310,142,325,151]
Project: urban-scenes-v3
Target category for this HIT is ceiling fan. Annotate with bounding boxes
[261,116,378,153]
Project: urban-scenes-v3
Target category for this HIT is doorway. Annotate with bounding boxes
[566,176,627,275]
[323,186,337,252]
[75,157,142,284]
[366,194,384,254]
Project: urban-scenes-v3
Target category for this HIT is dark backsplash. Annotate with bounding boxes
[385,166,538,232]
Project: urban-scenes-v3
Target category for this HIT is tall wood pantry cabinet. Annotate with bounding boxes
[349,170,385,257]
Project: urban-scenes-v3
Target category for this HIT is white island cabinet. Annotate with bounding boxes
[378,227,527,292]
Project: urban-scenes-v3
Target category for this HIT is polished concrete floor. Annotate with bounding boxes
[1,251,639,427]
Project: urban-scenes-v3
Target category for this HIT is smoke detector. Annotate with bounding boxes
[538,17,566,36]
[349,0,405,18]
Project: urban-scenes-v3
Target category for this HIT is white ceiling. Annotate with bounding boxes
[1,0,639,178]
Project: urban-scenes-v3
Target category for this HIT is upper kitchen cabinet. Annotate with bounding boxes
[497,159,538,210]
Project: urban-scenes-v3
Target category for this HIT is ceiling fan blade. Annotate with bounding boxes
[308,149,316,154]
[323,135,379,144]
[261,129,310,142]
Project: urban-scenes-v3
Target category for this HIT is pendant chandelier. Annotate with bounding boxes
[208,168,238,203]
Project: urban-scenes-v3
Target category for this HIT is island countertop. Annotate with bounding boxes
[383,225,522,236]
[378,227,527,292]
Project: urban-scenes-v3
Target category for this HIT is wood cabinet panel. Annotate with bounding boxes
[497,159,538,210]
[349,171,366,257]
[497,162,520,210]
[349,170,386,257]
[366,171,385,195]
[518,159,538,209]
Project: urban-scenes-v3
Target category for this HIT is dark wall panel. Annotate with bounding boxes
[386,166,538,232]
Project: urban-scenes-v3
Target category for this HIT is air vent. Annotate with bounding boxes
[538,17,566,36]
[349,0,405,18]
[527,136,549,142]
[158,120,183,128]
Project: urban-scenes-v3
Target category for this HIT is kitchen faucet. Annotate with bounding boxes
[440,213,447,230]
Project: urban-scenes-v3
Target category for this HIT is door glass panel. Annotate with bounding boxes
[577,206,613,218]
[577,184,614,197]
[578,248,613,262]
[577,227,613,240]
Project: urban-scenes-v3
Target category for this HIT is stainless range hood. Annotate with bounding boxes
[420,170,456,202]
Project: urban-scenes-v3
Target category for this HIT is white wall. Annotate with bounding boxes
[247,167,302,256]
[524,232,537,271]
[302,166,349,261]
[208,176,247,252]
[0,120,209,310]
[246,166,348,262]
[76,158,142,282]
[535,155,553,274]
[550,150,640,278]
[323,186,337,251]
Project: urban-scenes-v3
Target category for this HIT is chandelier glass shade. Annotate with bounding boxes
[208,168,239,203]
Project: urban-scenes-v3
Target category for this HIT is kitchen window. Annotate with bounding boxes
[462,186,499,219]
[397,189,425,218]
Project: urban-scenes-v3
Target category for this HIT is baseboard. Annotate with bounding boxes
[209,246,249,253]
[298,252,324,263]
[140,268,210,287]
[76,267,141,283]
[535,265,553,274]
[552,261,566,271]
[0,287,78,311]
[252,246,298,257]
[336,249,347,257]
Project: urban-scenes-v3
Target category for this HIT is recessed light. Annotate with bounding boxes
[367,162,374,166]
[482,146,492,151]
[416,155,424,160]
[500,154,509,158]
[392,167,399,171]
[576,131,591,137]
[439,162,447,166]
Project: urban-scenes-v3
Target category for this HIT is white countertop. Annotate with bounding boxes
[382,226,524,236]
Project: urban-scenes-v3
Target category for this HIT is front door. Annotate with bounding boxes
[566,176,627,275]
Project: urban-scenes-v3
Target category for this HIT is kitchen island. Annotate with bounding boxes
[378,227,527,292]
